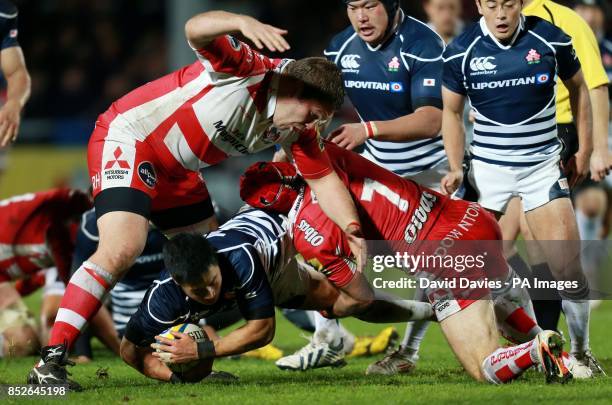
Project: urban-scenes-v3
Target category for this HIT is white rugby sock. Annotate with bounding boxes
[400,287,429,358]
[313,312,343,347]
[401,320,429,358]
[562,299,590,355]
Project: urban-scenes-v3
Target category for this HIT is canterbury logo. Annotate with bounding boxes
[470,57,497,71]
[341,54,360,70]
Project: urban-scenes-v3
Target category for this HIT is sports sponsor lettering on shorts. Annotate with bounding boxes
[428,287,461,320]
[404,191,438,244]
[433,202,481,256]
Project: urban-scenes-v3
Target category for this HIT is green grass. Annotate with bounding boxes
[1,299,611,404]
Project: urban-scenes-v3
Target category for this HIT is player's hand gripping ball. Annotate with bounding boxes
[155,323,208,374]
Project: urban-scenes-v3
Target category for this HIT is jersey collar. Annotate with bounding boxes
[266,59,294,119]
[365,8,405,52]
[478,14,525,50]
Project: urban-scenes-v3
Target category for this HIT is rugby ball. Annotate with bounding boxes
[156,323,208,373]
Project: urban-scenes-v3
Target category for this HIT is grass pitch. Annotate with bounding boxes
[1,298,611,404]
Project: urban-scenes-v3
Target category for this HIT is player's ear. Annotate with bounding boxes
[475,0,483,14]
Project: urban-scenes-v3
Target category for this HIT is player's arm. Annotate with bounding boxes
[286,132,365,271]
[587,85,610,181]
[564,17,610,181]
[209,250,276,357]
[440,86,466,195]
[563,70,593,188]
[121,280,189,382]
[330,108,442,150]
[120,338,174,382]
[304,172,365,270]
[0,45,30,147]
[330,43,443,149]
[185,10,289,53]
[210,317,275,357]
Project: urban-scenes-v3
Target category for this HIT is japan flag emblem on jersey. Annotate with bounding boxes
[423,79,436,87]
[9,29,17,38]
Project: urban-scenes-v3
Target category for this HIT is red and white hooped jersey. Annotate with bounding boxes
[94,35,332,185]
[0,189,90,283]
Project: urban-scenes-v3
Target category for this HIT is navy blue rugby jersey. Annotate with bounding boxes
[443,16,581,167]
[0,0,18,50]
[325,10,447,177]
[124,208,288,346]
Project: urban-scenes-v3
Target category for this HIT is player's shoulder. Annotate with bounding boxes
[443,21,482,58]
[0,0,17,18]
[399,15,444,59]
[325,25,358,55]
[148,272,184,307]
[525,15,572,44]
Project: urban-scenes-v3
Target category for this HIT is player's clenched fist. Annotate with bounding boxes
[440,169,463,196]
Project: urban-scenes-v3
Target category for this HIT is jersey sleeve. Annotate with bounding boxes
[561,18,609,88]
[231,246,275,320]
[123,277,189,347]
[0,7,18,50]
[404,38,444,110]
[553,31,582,82]
[296,218,356,288]
[442,43,467,95]
[192,35,284,80]
[284,128,333,180]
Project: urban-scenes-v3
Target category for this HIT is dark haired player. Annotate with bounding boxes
[441,0,602,376]
[120,208,343,383]
[30,9,367,389]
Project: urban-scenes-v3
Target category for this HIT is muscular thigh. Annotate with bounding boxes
[439,299,499,379]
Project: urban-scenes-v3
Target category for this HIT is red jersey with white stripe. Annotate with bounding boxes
[0,189,91,283]
[90,35,331,197]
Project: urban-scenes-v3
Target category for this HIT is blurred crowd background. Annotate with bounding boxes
[0,0,609,218]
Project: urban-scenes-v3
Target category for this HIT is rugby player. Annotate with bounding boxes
[0,189,90,358]
[241,143,566,383]
[440,0,604,376]
[30,10,367,388]
[120,208,344,383]
[499,0,610,346]
[305,0,449,374]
